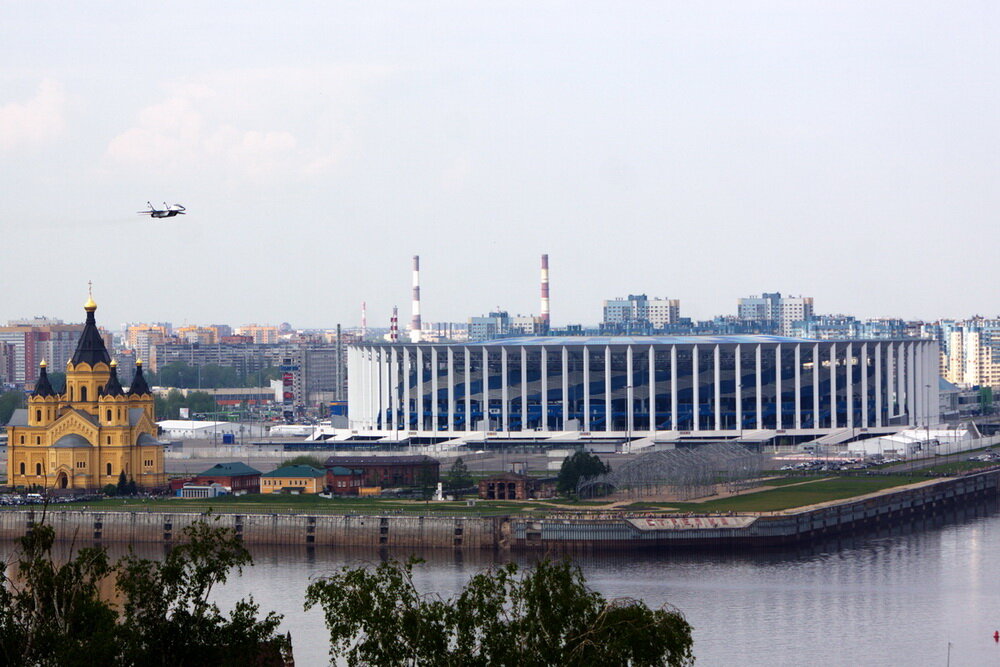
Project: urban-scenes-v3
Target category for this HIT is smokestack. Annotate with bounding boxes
[361,301,367,338]
[410,255,422,342]
[390,306,399,342]
[540,253,550,333]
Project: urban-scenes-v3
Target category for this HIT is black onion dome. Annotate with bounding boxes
[32,363,57,398]
[101,362,125,397]
[71,301,112,367]
[128,361,151,396]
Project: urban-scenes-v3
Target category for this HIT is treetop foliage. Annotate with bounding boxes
[305,557,693,667]
[557,450,611,494]
[0,516,289,667]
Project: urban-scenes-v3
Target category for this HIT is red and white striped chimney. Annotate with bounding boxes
[540,253,550,332]
[390,306,399,342]
[410,255,422,342]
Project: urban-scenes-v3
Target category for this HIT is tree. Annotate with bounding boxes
[0,518,289,666]
[0,390,25,425]
[445,457,473,491]
[980,386,994,415]
[117,470,128,496]
[557,450,610,495]
[115,519,288,665]
[305,557,694,667]
[284,455,326,469]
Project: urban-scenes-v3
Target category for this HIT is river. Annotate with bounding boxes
[23,499,995,666]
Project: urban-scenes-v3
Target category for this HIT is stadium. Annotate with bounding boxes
[346,336,939,444]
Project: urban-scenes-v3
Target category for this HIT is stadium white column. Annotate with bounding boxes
[482,347,489,430]
[830,344,837,429]
[626,344,635,436]
[447,347,455,433]
[908,343,917,426]
[713,344,721,431]
[861,343,869,428]
[735,344,742,430]
[521,346,528,432]
[605,346,612,432]
[381,348,390,431]
[916,342,924,427]
[431,347,439,432]
[583,346,590,431]
[403,348,411,431]
[813,343,820,428]
[464,348,471,431]
[875,342,883,427]
[501,347,509,432]
[775,344,782,430]
[648,345,656,434]
[670,345,678,431]
[540,347,548,432]
[417,347,427,431]
[846,343,853,429]
[561,346,569,431]
[390,347,399,430]
[897,343,906,419]
[692,345,700,431]
[755,344,763,430]
[361,347,370,428]
[794,343,801,429]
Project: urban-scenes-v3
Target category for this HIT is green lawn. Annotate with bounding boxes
[664,475,920,513]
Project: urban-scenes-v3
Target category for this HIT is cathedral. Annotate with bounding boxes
[6,295,166,491]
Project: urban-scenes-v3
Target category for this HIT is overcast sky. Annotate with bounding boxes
[2,2,997,330]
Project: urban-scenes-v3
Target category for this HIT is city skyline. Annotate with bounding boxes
[3,3,998,327]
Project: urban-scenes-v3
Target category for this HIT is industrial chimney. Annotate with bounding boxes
[410,255,422,342]
[540,253,550,333]
[390,306,399,342]
[361,301,367,338]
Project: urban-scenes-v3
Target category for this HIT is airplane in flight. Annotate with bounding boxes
[138,202,186,218]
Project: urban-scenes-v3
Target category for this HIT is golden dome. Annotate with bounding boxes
[111,359,118,368]
[136,358,143,366]
[40,359,47,368]
[84,295,97,312]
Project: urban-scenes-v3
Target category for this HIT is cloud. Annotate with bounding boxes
[105,66,390,179]
[0,80,66,151]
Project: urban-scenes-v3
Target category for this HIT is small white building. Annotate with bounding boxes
[157,420,233,440]
[179,482,226,498]
[849,426,982,458]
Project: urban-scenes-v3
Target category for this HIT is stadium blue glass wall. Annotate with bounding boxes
[347,339,936,433]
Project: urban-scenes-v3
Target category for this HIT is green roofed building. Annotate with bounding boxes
[191,462,262,494]
[261,465,325,494]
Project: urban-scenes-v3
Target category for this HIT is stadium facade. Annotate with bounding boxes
[347,336,939,437]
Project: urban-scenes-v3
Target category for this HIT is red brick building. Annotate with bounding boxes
[191,462,262,494]
[323,455,439,487]
[325,465,365,495]
[478,473,557,500]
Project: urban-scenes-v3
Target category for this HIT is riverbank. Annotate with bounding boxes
[4,469,997,551]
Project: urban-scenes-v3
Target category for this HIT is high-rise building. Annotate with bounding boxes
[602,295,680,331]
[737,292,814,336]
[235,324,280,345]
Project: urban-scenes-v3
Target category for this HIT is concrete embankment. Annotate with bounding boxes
[2,470,997,551]
[0,511,504,549]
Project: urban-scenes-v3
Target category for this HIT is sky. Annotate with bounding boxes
[2,2,998,330]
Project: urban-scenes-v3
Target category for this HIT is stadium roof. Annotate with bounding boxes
[465,335,814,346]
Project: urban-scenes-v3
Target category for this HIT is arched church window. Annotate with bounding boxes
[19,462,24,475]
[80,386,88,402]
[107,463,112,476]
[107,409,112,422]
[35,409,41,422]
[35,463,41,475]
